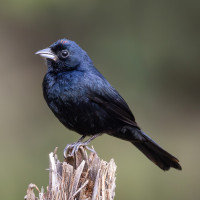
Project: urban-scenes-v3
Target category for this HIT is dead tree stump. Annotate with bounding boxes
[24,146,117,200]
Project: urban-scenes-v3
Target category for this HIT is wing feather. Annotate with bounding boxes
[87,86,140,129]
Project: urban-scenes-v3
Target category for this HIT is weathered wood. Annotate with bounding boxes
[25,146,117,200]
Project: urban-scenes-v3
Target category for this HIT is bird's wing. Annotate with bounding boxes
[86,80,140,129]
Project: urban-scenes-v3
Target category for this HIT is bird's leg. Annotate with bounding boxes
[70,133,102,156]
[63,135,86,157]
[83,133,102,145]
[75,135,86,143]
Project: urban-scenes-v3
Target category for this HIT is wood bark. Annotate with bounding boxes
[24,146,117,200]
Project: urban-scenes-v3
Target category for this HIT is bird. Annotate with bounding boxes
[36,38,182,171]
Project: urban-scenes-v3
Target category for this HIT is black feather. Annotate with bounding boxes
[37,38,182,171]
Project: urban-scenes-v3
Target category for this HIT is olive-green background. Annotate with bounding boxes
[0,1,199,199]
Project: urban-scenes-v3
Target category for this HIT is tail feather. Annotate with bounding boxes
[131,130,182,171]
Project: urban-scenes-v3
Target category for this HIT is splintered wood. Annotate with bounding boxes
[25,147,117,200]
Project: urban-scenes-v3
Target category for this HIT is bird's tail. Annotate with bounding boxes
[116,127,182,171]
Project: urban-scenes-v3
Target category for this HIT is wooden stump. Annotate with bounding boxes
[24,146,117,200]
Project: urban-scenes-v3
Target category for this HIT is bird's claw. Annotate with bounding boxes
[64,142,97,158]
[70,142,83,156]
[63,143,77,158]
[85,146,97,154]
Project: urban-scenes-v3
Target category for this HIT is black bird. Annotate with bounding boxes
[36,39,182,171]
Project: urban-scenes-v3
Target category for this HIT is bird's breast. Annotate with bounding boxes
[42,71,120,135]
[43,72,84,113]
[42,72,100,134]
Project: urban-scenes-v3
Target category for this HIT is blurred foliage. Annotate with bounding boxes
[0,0,199,200]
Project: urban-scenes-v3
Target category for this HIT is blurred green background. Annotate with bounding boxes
[0,0,199,199]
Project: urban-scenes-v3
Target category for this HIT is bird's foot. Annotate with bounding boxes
[70,141,97,156]
[64,141,97,158]
[63,136,85,158]
[63,142,78,158]
[63,134,101,158]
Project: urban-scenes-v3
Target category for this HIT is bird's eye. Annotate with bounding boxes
[60,50,69,59]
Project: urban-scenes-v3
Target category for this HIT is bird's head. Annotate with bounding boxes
[36,39,91,72]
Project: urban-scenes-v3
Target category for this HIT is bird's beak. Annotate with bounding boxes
[35,48,57,61]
